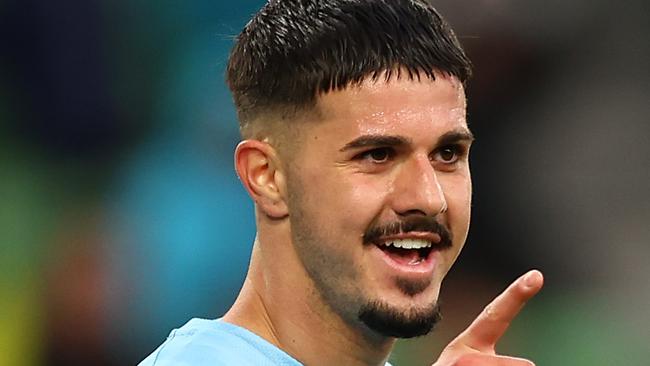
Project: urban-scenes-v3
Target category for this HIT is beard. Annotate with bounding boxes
[359,300,442,338]
[285,175,448,339]
[290,213,445,339]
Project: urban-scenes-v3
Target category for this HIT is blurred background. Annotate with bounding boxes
[0,0,648,365]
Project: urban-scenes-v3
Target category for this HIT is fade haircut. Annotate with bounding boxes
[227,0,472,138]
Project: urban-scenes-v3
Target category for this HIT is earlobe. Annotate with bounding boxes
[235,140,289,219]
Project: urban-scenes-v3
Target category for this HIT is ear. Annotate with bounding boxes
[235,139,289,219]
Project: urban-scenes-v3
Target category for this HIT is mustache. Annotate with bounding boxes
[363,215,453,249]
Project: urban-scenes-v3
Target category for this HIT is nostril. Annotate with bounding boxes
[397,209,429,217]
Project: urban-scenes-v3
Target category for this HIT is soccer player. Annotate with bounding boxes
[139,0,543,365]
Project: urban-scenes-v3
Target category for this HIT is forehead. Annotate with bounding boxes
[313,73,467,139]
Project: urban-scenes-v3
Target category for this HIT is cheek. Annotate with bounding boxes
[443,173,472,224]
[346,174,392,214]
[317,173,390,238]
[309,162,384,204]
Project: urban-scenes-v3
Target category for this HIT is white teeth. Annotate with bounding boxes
[384,239,432,249]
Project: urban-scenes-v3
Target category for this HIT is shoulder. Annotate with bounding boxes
[138,318,302,366]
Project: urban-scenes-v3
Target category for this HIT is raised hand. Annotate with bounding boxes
[432,270,544,366]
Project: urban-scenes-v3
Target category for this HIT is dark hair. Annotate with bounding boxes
[227,0,472,135]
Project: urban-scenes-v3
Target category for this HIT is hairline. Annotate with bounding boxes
[240,66,461,140]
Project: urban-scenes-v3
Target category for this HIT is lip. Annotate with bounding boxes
[369,235,441,276]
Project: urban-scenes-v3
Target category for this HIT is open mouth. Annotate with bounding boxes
[375,239,434,266]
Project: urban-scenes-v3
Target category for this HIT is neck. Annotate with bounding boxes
[223,237,395,366]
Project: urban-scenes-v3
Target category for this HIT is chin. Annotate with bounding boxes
[358,299,442,338]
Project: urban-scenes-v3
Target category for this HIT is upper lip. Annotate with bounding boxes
[375,232,442,246]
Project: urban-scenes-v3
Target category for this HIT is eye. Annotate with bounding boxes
[357,147,393,163]
[433,145,464,164]
[439,146,457,162]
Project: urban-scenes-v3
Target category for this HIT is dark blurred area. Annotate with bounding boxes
[1,1,648,365]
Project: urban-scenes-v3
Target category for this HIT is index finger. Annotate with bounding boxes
[456,269,544,352]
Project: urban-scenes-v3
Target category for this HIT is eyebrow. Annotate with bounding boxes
[339,135,411,152]
[437,129,475,146]
[339,128,475,152]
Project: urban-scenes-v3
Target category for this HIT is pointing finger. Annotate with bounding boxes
[456,270,543,351]
[453,353,535,366]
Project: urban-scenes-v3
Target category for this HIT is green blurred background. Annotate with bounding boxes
[1,1,648,365]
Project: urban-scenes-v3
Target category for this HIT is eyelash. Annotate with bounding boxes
[356,147,395,163]
[433,144,467,164]
[354,144,468,166]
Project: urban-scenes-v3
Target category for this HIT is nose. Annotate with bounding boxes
[391,154,447,217]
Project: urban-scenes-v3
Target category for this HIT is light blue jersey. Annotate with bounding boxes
[139,318,301,366]
[139,318,393,365]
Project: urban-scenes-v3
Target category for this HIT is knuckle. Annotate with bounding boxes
[483,303,499,320]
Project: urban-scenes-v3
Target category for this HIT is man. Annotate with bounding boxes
[139,0,543,365]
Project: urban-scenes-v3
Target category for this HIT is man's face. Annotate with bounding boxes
[283,73,472,338]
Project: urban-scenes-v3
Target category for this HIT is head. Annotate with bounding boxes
[229,0,473,339]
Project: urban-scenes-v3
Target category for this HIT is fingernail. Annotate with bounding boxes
[524,270,540,287]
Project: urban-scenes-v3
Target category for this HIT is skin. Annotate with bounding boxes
[225,72,543,366]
